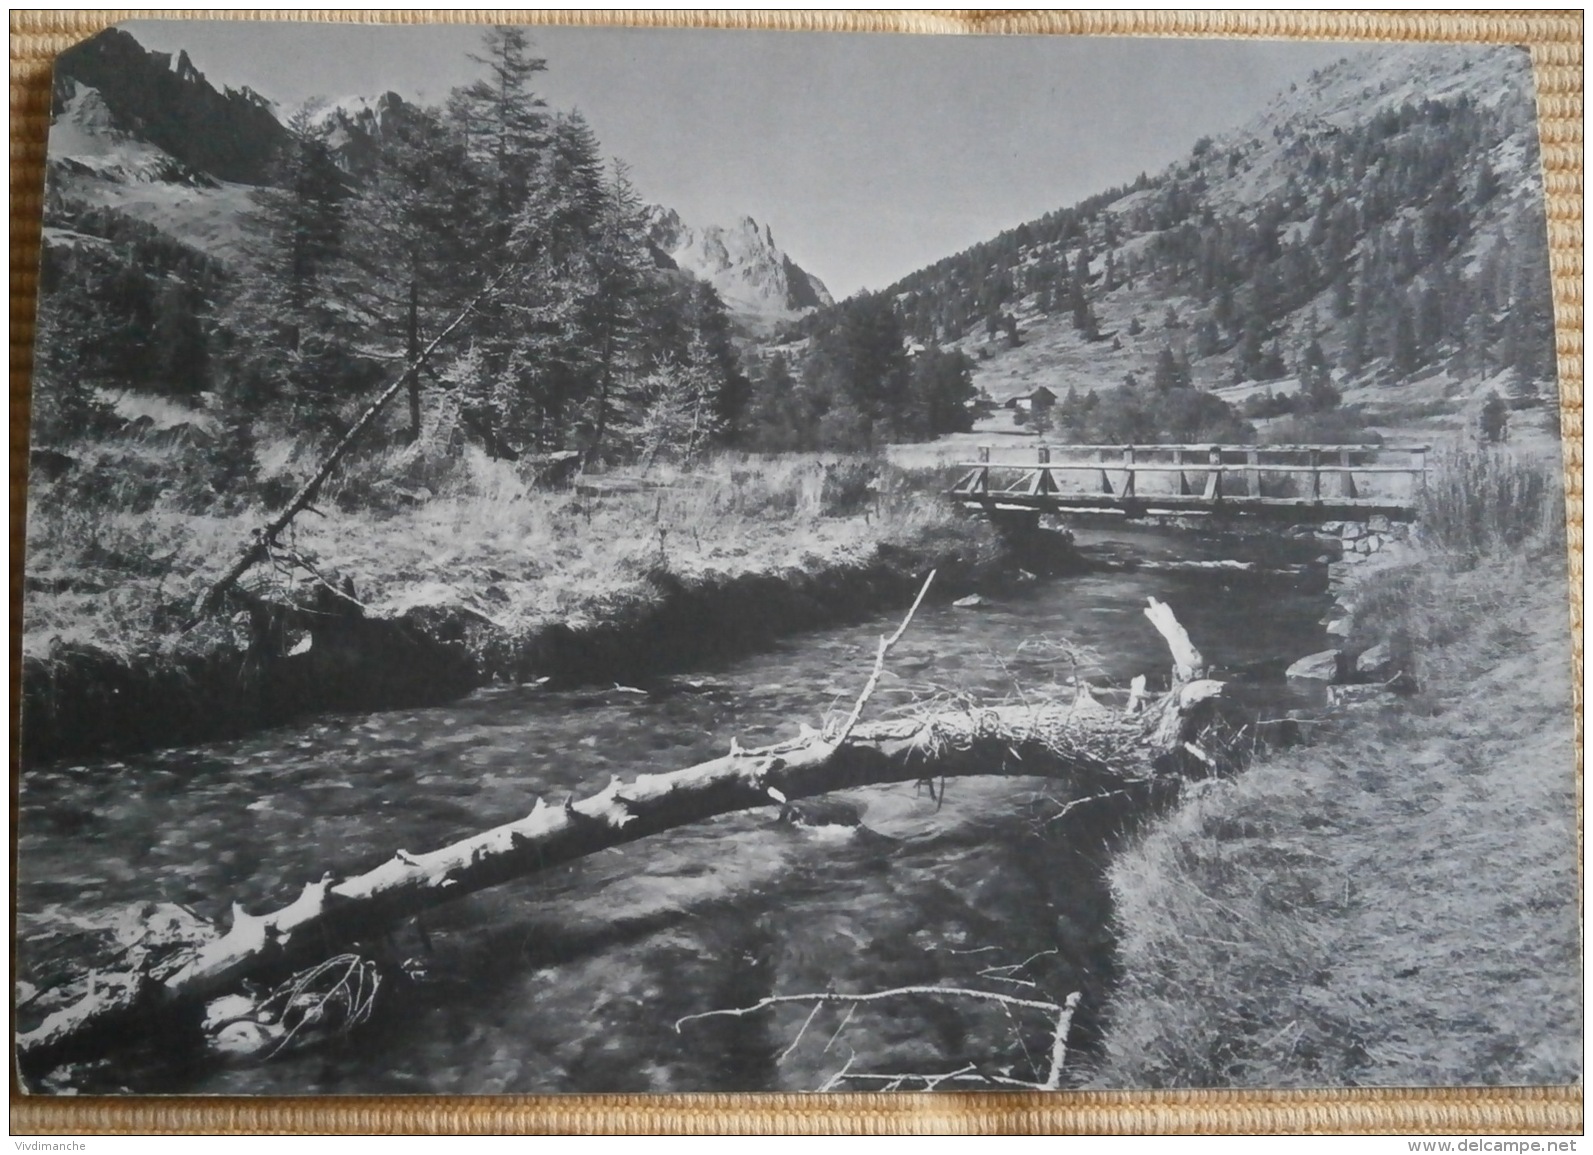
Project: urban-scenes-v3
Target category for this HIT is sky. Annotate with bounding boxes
[121,20,1352,299]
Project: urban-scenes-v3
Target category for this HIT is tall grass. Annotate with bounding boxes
[1087,437,1579,1089]
[1416,443,1564,559]
[23,431,980,666]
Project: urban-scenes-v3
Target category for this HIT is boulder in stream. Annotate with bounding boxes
[1286,649,1345,682]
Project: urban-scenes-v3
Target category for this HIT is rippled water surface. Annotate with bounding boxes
[19,526,1337,1094]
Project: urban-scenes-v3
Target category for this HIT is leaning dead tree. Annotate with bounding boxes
[192,266,514,621]
[20,594,1236,1078]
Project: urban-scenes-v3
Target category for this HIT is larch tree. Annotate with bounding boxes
[445,26,553,457]
[347,100,480,442]
[581,160,656,462]
[226,105,365,432]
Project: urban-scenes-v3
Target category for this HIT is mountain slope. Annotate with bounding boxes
[45,27,834,342]
[51,27,286,185]
[799,43,1555,445]
[312,91,419,177]
[646,206,833,332]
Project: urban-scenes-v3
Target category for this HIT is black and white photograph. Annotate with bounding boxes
[15,20,1578,1097]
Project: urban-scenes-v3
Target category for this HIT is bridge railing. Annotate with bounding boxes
[950,443,1430,506]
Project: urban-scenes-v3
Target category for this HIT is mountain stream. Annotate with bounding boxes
[18,524,1337,1094]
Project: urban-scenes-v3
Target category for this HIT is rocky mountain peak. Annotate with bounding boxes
[172,48,203,86]
[644,205,833,328]
[50,27,288,185]
[314,92,412,175]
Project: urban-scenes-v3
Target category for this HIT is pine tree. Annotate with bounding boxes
[905,345,977,439]
[449,26,549,238]
[1070,277,1099,339]
[1297,336,1340,412]
[1342,263,1372,376]
[28,286,121,448]
[583,160,658,459]
[684,281,751,445]
[1152,346,1191,392]
[1390,301,1420,380]
[1331,272,1353,320]
[1479,390,1509,442]
[150,277,209,397]
[744,354,811,452]
[347,99,478,441]
[1473,158,1501,207]
[441,26,560,455]
[505,111,613,450]
[613,348,721,470]
[1502,227,1555,397]
[227,105,363,430]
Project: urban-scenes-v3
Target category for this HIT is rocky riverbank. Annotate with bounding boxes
[1277,516,1423,694]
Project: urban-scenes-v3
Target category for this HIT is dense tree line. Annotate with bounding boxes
[743,292,977,452]
[35,41,1561,482]
[34,26,752,485]
[32,198,230,443]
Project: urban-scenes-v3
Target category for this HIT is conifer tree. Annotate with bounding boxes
[583,160,657,459]
[28,285,121,448]
[347,100,477,441]
[449,26,549,237]
[1390,300,1420,379]
[1501,224,1555,396]
[227,105,364,430]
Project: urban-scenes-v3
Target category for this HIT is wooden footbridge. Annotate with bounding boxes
[950,443,1429,524]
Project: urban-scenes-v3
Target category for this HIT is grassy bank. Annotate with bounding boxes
[22,446,1008,760]
[1089,445,1579,1088]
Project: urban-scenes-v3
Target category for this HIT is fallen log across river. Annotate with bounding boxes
[18,595,1240,1080]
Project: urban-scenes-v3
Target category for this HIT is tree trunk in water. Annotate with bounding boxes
[20,600,1229,1076]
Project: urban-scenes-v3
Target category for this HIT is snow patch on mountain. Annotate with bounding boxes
[48,80,191,184]
[46,80,257,259]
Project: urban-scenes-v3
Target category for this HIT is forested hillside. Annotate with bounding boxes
[766,44,1557,449]
[33,35,1562,480]
[35,27,758,494]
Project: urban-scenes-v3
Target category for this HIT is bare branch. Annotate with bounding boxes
[816,1052,857,1093]
[777,999,824,1064]
[1042,991,1083,1089]
[822,1003,857,1054]
[675,983,1064,1034]
[834,1063,982,1091]
[1043,787,1135,826]
[831,570,936,746]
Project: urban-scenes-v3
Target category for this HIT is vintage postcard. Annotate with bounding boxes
[15,20,1578,1099]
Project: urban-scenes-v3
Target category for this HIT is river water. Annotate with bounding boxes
[18,525,1336,1095]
